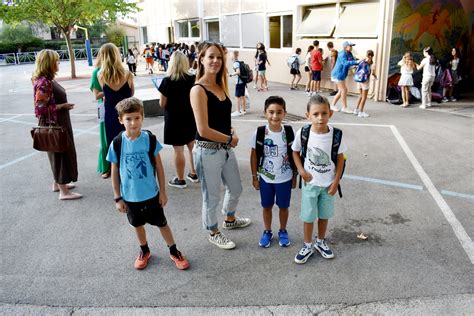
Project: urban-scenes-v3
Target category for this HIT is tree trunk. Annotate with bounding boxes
[62,29,76,79]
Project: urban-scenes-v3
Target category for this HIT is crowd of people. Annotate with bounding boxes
[31,38,463,271]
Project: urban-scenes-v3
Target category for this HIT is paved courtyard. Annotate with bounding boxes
[0,60,473,314]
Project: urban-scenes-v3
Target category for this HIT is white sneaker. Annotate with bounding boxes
[419,105,426,109]
[341,108,353,114]
[208,232,235,249]
[353,109,359,115]
[358,112,369,118]
[222,217,251,229]
[330,106,340,112]
[231,111,242,117]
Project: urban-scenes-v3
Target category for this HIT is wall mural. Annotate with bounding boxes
[389,0,473,77]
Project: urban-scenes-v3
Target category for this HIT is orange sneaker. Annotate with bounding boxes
[134,251,151,270]
[170,251,189,270]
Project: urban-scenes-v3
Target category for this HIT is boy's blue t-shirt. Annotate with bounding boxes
[106,131,163,202]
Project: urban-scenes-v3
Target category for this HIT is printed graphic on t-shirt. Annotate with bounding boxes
[281,153,291,174]
[125,152,148,179]
[307,147,331,174]
[260,138,278,180]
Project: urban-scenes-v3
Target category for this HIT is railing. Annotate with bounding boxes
[0,47,123,66]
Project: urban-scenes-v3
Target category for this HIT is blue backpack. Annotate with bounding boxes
[354,61,370,83]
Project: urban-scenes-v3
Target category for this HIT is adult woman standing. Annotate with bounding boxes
[190,42,251,249]
[158,51,198,188]
[330,41,359,113]
[32,49,82,200]
[89,52,110,179]
[98,43,134,149]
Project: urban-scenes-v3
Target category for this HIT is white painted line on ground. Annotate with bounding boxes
[441,190,474,201]
[344,174,423,190]
[0,114,24,122]
[390,125,474,264]
[0,113,97,117]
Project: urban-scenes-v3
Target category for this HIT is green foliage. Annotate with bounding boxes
[0,24,45,53]
[105,25,126,47]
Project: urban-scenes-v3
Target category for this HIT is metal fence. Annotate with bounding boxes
[0,47,123,66]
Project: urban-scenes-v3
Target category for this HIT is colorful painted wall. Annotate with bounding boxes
[389,0,473,79]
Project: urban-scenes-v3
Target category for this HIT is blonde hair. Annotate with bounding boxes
[167,51,190,81]
[32,49,59,80]
[99,43,127,86]
[94,50,102,68]
[403,52,415,69]
[196,42,229,95]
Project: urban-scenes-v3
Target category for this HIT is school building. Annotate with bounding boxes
[137,0,474,101]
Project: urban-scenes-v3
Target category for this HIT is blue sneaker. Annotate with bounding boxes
[278,229,290,247]
[259,230,273,248]
[294,245,313,264]
[314,239,334,259]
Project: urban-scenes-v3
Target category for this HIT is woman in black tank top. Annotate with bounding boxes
[190,42,251,249]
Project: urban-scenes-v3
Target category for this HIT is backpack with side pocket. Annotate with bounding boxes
[287,55,299,70]
[299,124,346,197]
[237,60,252,84]
[112,130,157,181]
[354,61,370,83]
[255,125,295,175]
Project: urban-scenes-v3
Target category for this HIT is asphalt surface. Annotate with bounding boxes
[0,60,473,314]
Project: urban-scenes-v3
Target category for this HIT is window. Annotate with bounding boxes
[334,2,380,38]
[269,15,292,49]
[297,6,337,37]
[141,26,148,44]
[206,20,220,41]
[177,19,200,38]
[242,13,264,48]
[220,14,240,47]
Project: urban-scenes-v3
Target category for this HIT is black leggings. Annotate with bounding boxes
[127,63,136,73]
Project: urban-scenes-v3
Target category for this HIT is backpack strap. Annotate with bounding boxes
[255,125,266,170]
[143,129,157,175]
[298,124,311,188]
[112,131,125,182]
[331,127,344,198]
[284,125,296,173]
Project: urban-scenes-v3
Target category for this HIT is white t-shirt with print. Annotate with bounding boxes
[250,125,294,184]
[292,126,347,187]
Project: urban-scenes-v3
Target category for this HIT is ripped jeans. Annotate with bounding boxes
[193,145,243,231]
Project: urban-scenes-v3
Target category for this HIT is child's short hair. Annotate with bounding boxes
[115,97,144,117]
[264,96,286,112]
[307,94,330,112]
[367,50,374,57]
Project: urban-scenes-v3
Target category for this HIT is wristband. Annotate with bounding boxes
[114,196,123,203]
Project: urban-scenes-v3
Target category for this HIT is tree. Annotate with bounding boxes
[0,0,138,78]
[105,24,126,47]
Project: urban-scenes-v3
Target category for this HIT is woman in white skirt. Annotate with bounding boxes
[397,52,416,107]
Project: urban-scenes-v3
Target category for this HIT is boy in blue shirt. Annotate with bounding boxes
[107,97,189,270]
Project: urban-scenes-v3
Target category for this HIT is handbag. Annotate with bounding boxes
[31,108,68,152]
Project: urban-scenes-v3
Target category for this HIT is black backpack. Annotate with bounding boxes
[237,60,251,84]
[299,124,345,197]
[112,130,158,180]
[255,125,295,173]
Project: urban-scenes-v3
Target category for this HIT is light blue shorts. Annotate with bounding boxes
[300,183,334,222]
[258,70,266,76]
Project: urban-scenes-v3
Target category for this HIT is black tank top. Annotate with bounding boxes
[194,83,231,142]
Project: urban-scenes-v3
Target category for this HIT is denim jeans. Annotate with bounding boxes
[193,146,243,230]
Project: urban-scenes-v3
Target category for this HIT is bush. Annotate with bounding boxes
[0,42,18,54]
[105,25,126,47]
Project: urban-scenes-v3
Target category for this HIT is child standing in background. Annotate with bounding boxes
[397,52,416,108]
[354,50,377,118]
[418,47,437,109]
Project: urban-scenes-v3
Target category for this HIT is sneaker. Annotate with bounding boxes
[186,173,199,183]
[441,97,449,103]
[329,90,338,96]
[222,217,251,229]
[231,111,242,117]
[305,90,311,96]
[241,111,247,115]
[170,251,190,270]
[290,87,296,90]
[208,232,235,249]
[353,109,359,115]
[134,251,151,270]
[278,229,290,247]
[330,106,340,112]
[259,230,273,248]
[314,239,334,259]
[419,105,426,109]
[450,97,457,102]
[341,107,353,114]
[294,245,313,264]
[168,177,187,189]
[358,112,370,118]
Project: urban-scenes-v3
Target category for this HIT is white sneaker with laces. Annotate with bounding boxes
[358,112,369,118]
[231,111,242,117]
[222,217,251,229]
[208,232,236,249]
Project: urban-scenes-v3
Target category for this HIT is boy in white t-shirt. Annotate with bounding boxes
[250,96,296,248]
[292,94,347,264]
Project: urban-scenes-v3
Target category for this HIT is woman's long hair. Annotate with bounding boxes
[196,42,228,95]
[98,43,126,86]
[167,51,190,81]
[424,47,437,65]
[32,49,59,81]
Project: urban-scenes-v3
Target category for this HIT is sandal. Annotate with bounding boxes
[59,192,83,200]
[101,172,111,179]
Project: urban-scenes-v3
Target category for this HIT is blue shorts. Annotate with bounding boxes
[235,83,246,97]
[259,178,292,209]
[312,70,321,81]
[300,183,334,222]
